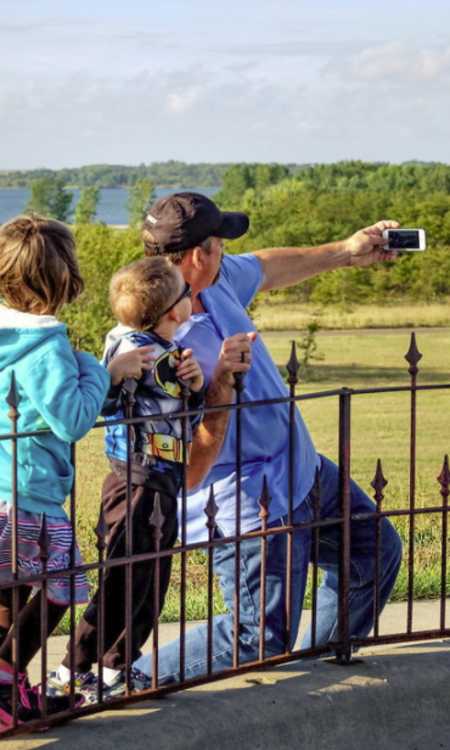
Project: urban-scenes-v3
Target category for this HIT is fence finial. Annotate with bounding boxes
[371,459,388,506]
[204,484,218,533]
[404,332,422,377]
[6,372,19,422]
[149,492,165,544]
[259,475,271,524]
[286,340,300,385]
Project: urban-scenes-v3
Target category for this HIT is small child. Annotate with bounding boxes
[0,215,151,727]
[49,255,204,700]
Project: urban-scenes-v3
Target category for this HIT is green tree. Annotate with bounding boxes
[127,179,155,226]
[74,187,100,224]
[26,176,73,221]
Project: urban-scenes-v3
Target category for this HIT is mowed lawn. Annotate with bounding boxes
[65,327,450,631]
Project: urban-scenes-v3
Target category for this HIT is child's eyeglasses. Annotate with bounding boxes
[159,282,192,318]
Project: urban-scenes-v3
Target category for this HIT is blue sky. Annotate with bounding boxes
[1,0,450,168]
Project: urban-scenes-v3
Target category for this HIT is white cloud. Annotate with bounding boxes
[325,42,450,84]
[166,89,201,114]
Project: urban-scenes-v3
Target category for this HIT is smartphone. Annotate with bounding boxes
[382,228,426,252]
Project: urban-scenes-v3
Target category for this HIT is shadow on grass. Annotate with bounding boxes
[278,364,450,385]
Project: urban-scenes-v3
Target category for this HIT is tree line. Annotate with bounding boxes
[0,162,232,189]
[4,159,449,192]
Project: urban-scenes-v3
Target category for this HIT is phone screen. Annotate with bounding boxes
[387,230,420,249]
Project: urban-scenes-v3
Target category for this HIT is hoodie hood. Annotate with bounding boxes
[0,305,66,369]
[102,323,134,360]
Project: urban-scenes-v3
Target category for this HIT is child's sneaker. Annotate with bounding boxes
[80,667,151,704]
[80,670,127,703]
[46,669,96,697]
[0,674,83,729]
[0,677,40,727]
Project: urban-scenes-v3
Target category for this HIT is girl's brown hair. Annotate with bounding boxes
[0,214,84,315]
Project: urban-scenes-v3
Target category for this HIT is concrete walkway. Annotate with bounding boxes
[3,600,450,750]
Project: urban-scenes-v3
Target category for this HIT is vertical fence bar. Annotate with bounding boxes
[258,477,270,662]
[371,459,387,639]
[405,333,422,634]
[337,388,352,664]
[7,374,19,729]
[179,381,190,683]
[310,468,321,650]
[285,342,300,653]
[68,443,77,708]
[150,493,164,690]
[95,507,107,704]
[124,383,136,694]
[204,485,218,676]
[38,517,48,719]
[438,455,449,632]
[233,369,244,670]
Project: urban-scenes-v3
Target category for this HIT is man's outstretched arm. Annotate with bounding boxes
[255,220,400,293]
[186,332,256,490]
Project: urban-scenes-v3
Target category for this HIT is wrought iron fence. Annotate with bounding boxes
[0,331,449,736]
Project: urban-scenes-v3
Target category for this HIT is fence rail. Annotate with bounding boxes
[1,331,449,736]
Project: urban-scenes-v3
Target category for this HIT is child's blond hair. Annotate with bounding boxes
[0,214,84,315]
[109,256,180,330]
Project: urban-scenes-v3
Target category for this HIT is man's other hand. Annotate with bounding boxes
[214,332,257,386]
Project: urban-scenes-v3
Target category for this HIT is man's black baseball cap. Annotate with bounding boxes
[142,192,249,254]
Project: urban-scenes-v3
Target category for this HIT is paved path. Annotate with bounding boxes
[3,600,450,750]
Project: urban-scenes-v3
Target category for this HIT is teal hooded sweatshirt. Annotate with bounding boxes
[0,306,110,517]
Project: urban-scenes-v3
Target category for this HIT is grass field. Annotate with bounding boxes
[60,326,450,633]
[252,299,450,331]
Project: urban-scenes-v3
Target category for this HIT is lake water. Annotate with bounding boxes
[0,186,219,225]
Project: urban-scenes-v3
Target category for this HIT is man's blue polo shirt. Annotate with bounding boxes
[174,252,320,543]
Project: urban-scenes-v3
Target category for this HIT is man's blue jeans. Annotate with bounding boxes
[133,455,402,681]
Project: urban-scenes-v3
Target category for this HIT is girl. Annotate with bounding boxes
[0,214,151,727]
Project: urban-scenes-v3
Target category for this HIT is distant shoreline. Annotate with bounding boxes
[0,185,220,226]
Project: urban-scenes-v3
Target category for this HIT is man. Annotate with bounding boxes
[134,192,402,682]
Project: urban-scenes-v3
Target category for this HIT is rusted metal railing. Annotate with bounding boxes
[0,332,449,736]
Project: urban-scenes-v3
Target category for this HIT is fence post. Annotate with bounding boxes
[285,341,300,652]
[179,380,190,682]
[204,485,218,675]
[123,379,137,694]
[438,455,449,632]
[310,467,321,649]
[233,363,245,670]
[258,476,270,661]
[95,506,107,704]
[336,387,352,664]
[405,332,422,634]
[68,442,77,708]
[371,459,388,639]
[6,373,20,728]
[149,492,164,689]
[38,516,49,718]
